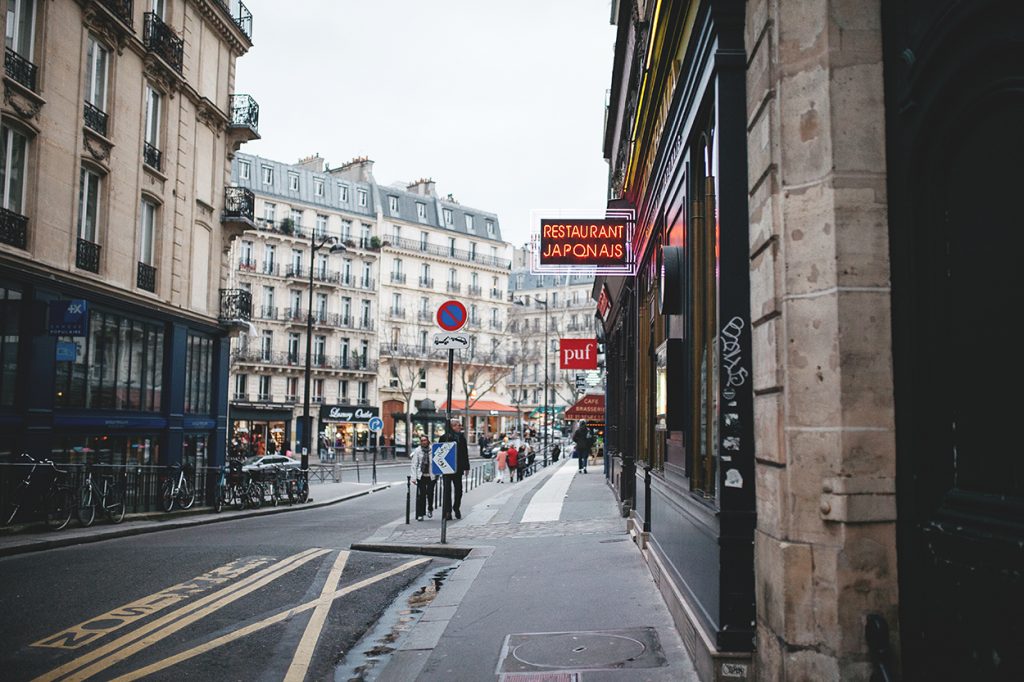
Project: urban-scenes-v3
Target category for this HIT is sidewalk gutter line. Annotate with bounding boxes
[0,484,392,559]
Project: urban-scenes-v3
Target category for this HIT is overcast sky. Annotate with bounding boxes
[234,0,616,248]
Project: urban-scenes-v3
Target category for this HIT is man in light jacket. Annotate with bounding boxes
[409,435,435,521]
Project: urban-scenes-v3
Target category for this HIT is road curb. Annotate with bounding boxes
[0,483,392,559]
[349,542,473,560]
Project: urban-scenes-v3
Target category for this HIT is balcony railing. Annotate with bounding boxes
[468,285,482,296]
[99,0,134,26]
[490,288,504,299]
[218,288,252,323]
[390,272,406,284]
[83,102,108,136]
[447,282,461,293]
[418,277,434,288]
[137,262,156,292]
[143,142,162,171]
[224,186,255,223]
[358,318,375,331]
[4,48,37,91]
[489,320,503,330]
[466,318,482,329]
[229,93,259,133]
[417,310,432,321]
[358,277,375,289]
[285,264,306,279]
[388,307,406,319]
[144,12,183,74]
[76,238,101,273]
[0,207,28,249]
[213,0,253,39]
[385,234,512,268]
[258,305,278,320]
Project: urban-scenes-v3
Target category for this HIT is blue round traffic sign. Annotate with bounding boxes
[436,300,467,332]
[368,416,383,432]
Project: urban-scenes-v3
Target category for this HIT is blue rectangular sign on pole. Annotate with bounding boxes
[430,442,456,476]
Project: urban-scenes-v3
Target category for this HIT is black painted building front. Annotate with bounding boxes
[0,265,232,510]
[597,1,755,677]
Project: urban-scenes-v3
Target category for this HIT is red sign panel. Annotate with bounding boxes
[539,219,628,266]
[436,300,467,331]
[565,393,605,421]
[597,285,611,321]
[559,339,598,370]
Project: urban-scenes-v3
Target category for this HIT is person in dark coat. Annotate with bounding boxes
[572,420,590,473]
[440,419,470,520]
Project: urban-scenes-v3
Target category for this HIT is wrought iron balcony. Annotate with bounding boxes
[213,0,252,39]
[468,285,482,296]
[4,48,37,91]
[229,94,259,134]
[99,0,134,27]
[218,288,252,324]
[418,277,434,288]
[144,12,183,74]
[358,277,375,289]
[0,207,28,249]
[223,186,255,223]
[388,307,406,319]
[143,142,162,171]
[490,288,504,299]
[447,282,461,293]
[258,305,278,320]
[238,257,257,271]
[417,310,432,321]
[76,238,101,273]
[390,272,406,284]
[83,102,108,137]
[137,262,156,292]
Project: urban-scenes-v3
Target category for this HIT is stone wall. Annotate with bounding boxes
[744,1,899,679]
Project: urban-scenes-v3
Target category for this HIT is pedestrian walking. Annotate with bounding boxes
[440,419,470,520]
[573,420,590,474]
[507,444,519,483]
[409,435,435,521]
[495,445,508,483]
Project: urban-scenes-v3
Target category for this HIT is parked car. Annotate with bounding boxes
[241,454,301,473]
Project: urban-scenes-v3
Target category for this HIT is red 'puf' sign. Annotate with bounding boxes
[559,339,598,370]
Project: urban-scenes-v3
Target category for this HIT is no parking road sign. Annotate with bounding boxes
[436,300,467,332]
[431,442,456,476]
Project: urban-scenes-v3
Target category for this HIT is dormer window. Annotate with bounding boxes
[464,214,474,232]
[388,195,399,214]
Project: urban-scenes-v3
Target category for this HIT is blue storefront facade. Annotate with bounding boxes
[0,267,233,511]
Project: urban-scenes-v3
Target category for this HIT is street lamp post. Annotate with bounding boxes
[301,228,346,474]
[514,294,549,464]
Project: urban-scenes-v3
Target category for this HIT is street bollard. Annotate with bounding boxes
[405,476,411,524]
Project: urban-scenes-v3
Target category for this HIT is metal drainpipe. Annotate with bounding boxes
[643,463,652,533]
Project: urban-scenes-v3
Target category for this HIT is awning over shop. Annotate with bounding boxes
[528,405,566,419]
[565,393,605,421]
[440,400,520,415]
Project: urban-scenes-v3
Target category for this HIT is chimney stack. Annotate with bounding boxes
[295,154,325,172]
[328,156,375,182]
[406,177,436,197]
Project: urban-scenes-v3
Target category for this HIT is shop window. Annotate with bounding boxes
[55,308,163,411]
[0,285,22,406]
[184,333,213,414]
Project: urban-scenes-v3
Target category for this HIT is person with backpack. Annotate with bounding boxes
[573,420,591,474]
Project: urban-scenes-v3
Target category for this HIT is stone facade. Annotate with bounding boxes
[744,0,899,678]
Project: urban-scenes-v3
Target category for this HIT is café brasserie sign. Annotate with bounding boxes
[319,405,379,423]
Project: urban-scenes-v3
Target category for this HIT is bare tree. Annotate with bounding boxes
[454,336,514,436]
[495,312,541,435]
[379,344,431,451]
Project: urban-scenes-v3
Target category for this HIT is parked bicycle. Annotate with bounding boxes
[3,453,74,531]
[161,463,196,512]
[287,468,309,504]
[77,463,126,526]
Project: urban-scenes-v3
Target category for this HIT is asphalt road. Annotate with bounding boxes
[0,481,455,682]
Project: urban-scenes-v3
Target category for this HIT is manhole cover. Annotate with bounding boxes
[499,627,667,673]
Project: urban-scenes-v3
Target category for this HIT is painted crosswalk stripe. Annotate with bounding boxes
[108,557,431,682]
[284,550,350,682]
[34,547,329,682]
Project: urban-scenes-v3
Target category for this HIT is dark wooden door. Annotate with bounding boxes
[884,1,1024,679]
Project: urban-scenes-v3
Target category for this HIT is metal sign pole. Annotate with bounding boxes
[441,347,454,544]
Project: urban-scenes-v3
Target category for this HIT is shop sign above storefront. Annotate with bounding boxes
[597,284,612,321]
[529,208,636,276]
[48,299,89,336]
[559,339,598,370]
[319,405,380,423]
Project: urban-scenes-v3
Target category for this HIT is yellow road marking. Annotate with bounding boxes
[34,547,329,682]
[109,557,431,682]
[284,550,350,682]
[33,556,273,650]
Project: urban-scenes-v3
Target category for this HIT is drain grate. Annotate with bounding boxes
[499,674,579,682]
[498,627,667,674]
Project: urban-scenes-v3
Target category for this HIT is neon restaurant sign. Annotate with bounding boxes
[530,209,636,276]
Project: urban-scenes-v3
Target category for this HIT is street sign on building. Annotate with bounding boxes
[559,339,598,370]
